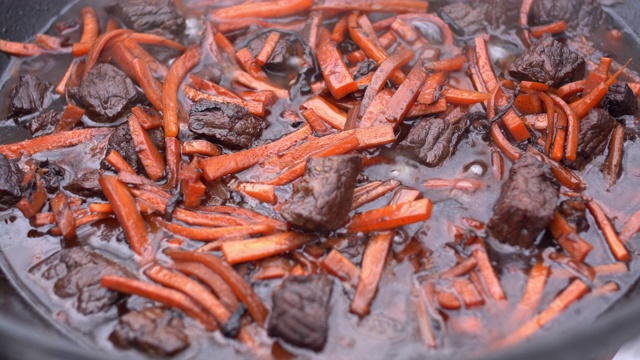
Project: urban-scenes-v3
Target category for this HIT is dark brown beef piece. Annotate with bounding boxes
[397,117,467,167]
[473,0,520,29]
[268,276,333,352]
[35,247,134,315]
[558,196,590,233]
[27,110,60,136]
[507,34,585,87]
[107,0,185,41]
[67,63,138,123]
[440,3,487,36]
[280,155,362,232]
[8,74,51,118]
[189,100,267,149]
[487,154,559,248]
[64,170,103,198]
[602,83,638,118]
[0,154,24,211]
[530,0,605,35]
[40,161,65,194]
[564,109,616,170]
[110,307,190,357]
[102,124,165,174]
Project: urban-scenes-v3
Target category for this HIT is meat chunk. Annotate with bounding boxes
[397,117,467,167]
[602,83,638,118]
[530,0,606,35]
[67,63,138,123]
[487,154,559,248]
[439,3,487,36]
[102,124,165,174]
[268,276,333,352]
[189,100,267,149]
[39,161,65,194]
[558,196,589,233]
[507,34,585,87]
[564,109,616,170]
[0,154,24,211]
[8,74,51,118]
[110,307,190,357]
[33,247,134,315]
[107,0,185,41]
[64,170,103,198]
[27,110,60,136]
[280,155,362,232]
[474,0,520,29]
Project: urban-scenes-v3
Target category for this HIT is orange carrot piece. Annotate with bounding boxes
[252,256,293,281]
[232,70,289,99]
[516,263,550,317]
[314,0,427,12]
[255,32,281,66]
[375,14,453,47]
[443,88,492,105]
[606,124,625,189]
[360,88,393,126]
[35,34,63,52]
[200,205,288,231]
[101,275,216,331]
[55,60,76,95]
[213,32,237,64]
[407,98,448,119]
[189,74,241,100]
[132,58,164,111]
[31,212,56,227]
[520,81,550,92]
[537,91,556,156]
[571,60,631,119]
[182,140,222,157]
[180,162,206,208]
[301,96,347,130]
[331,15,348,43]
[164,250,269,326]
[235,47,265,80]
[594,262,628,276]
[129,114,166,181]
[53,104,86,133]
[99,175,150,258]
[586,199,630,262]
[584,57,613,95]
[439,258,477,278]
[530,20,567,38]
[351,179,401,210]
[123,38,168,78]
[500,280,589,348]
[436,288,461,310]
[172,261,240,312]
[301,109,333,135]
[16,180,47,219]
[320,249,360,286]
[236,183,278,204]
[472,246,506,301]
[527,147,586,191]
[620,209,640,243]
[158,220,274,242]
[317,31,358,99]
[453,278,484,308]
[222,232,314,265]
[132,106,163,130]
[346,50,367,64]
[83,29,131,78]
[174,208,251,228]
[105,149,136,175]
[72,7,99,56]
[200,125,312,182]
[163,47,201,137]
[348,198,432,233]
[0,128,112,160]
[50,192,77,240]
[183,85,265,117]
[551,109,568,162]
[212,0,313,19]
[628,82,640,95]
[128,32,186,52]
[557,80,586,99]
[548,93,580,162]
[351,231,394,317]
[416,71,446,105]
[0,39,43,57]
[89,203,113,213]
[513,93,542,115]
[549,212,593,263]
[238,90,277,106]
[390,18,418,43]
[490,123,522,161]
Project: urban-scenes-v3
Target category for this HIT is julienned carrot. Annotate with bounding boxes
[490,123,522,161]
[16,180,47,219]
[180,161,206,208]
[132,106,163,130]
[50,192,77,240]
[55,60,75,95]
[530,20,567,38]
[443,88,492,105]
[583,57,612,95]
[314,0,427,13]
[515,263,550,319]
[513,93,542,115]
[158,220,274,242]
[390,18,418,43]
[415,283,439,349]
[439,257,478,278]
[407,98,448,119]
[211,0,313,19]
[301,109,332,135]
[436,288,461,310]
[101,275,216,331]
[360,88,393,126]
[54,104,86,133]
[182,139,222,157]
[571,60,631,119]
[526,146,586,191]
[108,42,137,79]
[416,72,446,105]
[164,47,201,137]
[172,261,240,312]
[252,256,294,281]
[537,92,555,157]
[189,74,240,100]
[628,82,640,95]
[221,232,315,265]
[594,262,628,276]
[164,250,269,326]
[89,203,113,213]
[144,264,231,326]
[174,208,251,228]
[307,11,323,51]
[232,70,289,99]
[129,115,166,181]
[83,29,131,78]
[0,39,43,57]
[128,33,186,52]
[183,85,265,117]
[547,93,579,162]
[347,198,432,233]
[557,80,586,99]
[375,14,454,48]
[0,128,112,160]
[606,124,625,188]
[132,58,164,111]
[453,278,484,308]
[301,96,347,130]
[586,199,630,262]
[32,212,56,227]
[320,249,360,286]
[236,183,278,204]
[317,31,358,99]
[99,175,150,259]
[200,205,288,231]
[123,38,168,78]
[72,7,99,56]
[548,212,593,263]
[620,209,640,243]
[360,46,414,117]
[472,246,506,301]
[331,15,348,42]
[499,279,589,348]
[235,47,265,80]
[35,34,63,52]
[520,81,550,92]
[105,149,136,175]
[213,32,237,65]
[351,231,394,317]
[351,179,402,210]
[199,125,312,182]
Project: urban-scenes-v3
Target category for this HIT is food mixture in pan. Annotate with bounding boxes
[1,0,640,358]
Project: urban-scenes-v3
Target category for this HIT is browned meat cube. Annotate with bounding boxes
[65,170,103,198]
[280,155,362,232]
[27,110,60,136]
[530,0,606,35]
[107,0,185,41]
[102,123,165,174]
[558,196,590,233]
[602,83,638,118]
[0,154,24,211]
[439,3,487,36]
[564,109,617,170]
[8,74,51,118]
[397,117,467,167]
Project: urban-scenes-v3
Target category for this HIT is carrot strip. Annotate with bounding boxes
[416,72,447,105]
[158,220,274,242]
[351,179,401,210]
[436,288,461,310]
[500,280,589,348]
[99,175,150,258]
[16,180,47,219]
[199,125,312,182]
[221,232,314,265]
[375,14,453,48]
[347,198,432,233]
[530,20,568,38]
[50,192,77,240]
[548,93,579,162]
[184,85,265,117]
[72,7,99,56]
[390,18,418,43]
[32,212,56,227]
[238,90,277,106]
[211,0,313,19]
[594,262,628,276]
[317,31,358,99]
[89,203,113,213]
[549,212,593,263]
[35,34,63,52]
[236,183,278,204]
[252,256,293,281]
[606,124,625,188]
[351,231,394,317]
[490,123,522,161]
[54,104,86,133]
[314,0,428,13]
[235,47,265,80]
[515,263,550,320]
[439,258,477,278]
[105,149,136,175]
[443,88,492,105]
[557,80,586,99]
[0,128,112,160]
[301,109,332,135]
[174,208,251,228]
[255,31,281,67]
[101,275,216,331]
[200,205,288,231]
[232,70,289,99]
[620,209,640,243]
[628,82,640,95]
[83,29,131,79]
[360,88,393,126]
[407,98,448,119]
[472,246,506,301]
[538,92,556,157]
[331,15,348,43]
[189,74,241,100]
[320,249,360,286]
[182,140,222,157]
[301,96,347,130]
[513,93,542,115]
[163,47,201,137]
[180,161,206,208]
[453,278,484,308]
[520,81,550,92]
[527,146,586,191]
[586,199,630,262]
[213,32,237,65]
[129,114,166,181]
[145,264,231,325]
[123,38,168,78]
[584,57,612,95]
[164,250,269,326]
[571,60,631,119]
[550,109,568,162]
[360,46,414,117]
[55,60,76,95]
[132,106,163,130]
[0,38,43,57]
[172,261,240,312]
[128,32,186,52]
[132,58,164,111]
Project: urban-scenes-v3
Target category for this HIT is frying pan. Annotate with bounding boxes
[1,1,640,359]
